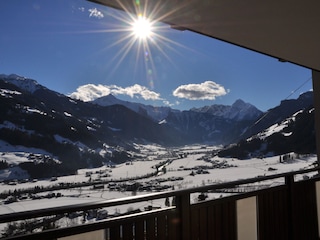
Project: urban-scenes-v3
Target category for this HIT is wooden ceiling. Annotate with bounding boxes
[89,0,320,71]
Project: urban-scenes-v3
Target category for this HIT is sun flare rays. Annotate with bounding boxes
[90,1,196,89]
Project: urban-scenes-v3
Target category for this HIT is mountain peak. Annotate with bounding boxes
[190,99,262,121]
[227,99,262,121]
[298,91,313,101]
[92,94,172,122]
[92,94,121,106]
[0,74,42,94]
[232,99,245,107]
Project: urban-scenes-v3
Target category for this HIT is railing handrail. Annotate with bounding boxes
[0,167,319,224]
[2,207,177,240]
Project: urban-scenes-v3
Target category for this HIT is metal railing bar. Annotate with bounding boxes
[2,207,176,240]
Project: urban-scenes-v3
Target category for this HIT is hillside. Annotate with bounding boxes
[0,74,315,178]
[0,75,185,178]
[218,107,316,159]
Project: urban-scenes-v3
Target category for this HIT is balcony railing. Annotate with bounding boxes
[1,167,320,240]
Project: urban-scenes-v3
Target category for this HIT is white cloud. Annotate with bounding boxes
[163,100,174,107]
[110,84,161,100]
[69,84,162,102]
[88,8,104,19]
[173,81,228,100]
[68,84,111,102]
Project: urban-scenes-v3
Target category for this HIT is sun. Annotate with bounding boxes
[97,7,190,81]
[131,15,153,39]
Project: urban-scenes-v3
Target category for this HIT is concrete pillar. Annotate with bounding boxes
[312,70,320,166]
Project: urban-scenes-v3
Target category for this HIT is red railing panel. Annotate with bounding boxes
[257,186,289,240]
[291,180,319,240]
[109,226,121,240]
[122,223,133,240]
[156,215,167,240]
[145,216,156,240]
[134,220,145,240]
[190,200,236,240]
[167,210,180,240]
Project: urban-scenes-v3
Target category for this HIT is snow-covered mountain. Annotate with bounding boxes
[92,93,264,145]
[238,91,314,141]
[94,95,262,123]
[219,106,315,159]
[190,99,262,121]
[0,74,315,177]
[0,74,44,94]
[0,74,184,178]
[92,94,175,122]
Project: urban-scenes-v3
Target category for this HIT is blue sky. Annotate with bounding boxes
[0,0,312,111]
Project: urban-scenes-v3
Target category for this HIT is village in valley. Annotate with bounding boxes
[0,143,316,236]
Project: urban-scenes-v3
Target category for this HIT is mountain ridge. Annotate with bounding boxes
[190,99,262,121]
[0,74,315,178]
[92,94,174,122]
[92,94,262,123]
[0,74,45,94]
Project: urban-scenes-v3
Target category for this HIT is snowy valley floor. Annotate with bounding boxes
[0,144,317,233]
